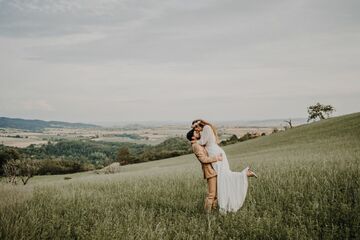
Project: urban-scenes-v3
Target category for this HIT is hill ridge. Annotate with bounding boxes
[0,116,99,131]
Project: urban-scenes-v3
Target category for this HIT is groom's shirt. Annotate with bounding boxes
[192,143,217,179]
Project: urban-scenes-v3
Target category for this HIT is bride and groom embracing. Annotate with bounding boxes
[187,119,257,214]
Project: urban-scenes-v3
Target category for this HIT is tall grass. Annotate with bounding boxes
[1,113,359,239]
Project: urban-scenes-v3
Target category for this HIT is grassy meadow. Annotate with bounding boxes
[1,113,359,239]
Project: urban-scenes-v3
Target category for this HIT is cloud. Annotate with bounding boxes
[2,0,357,66]
[0,0,138,37]
[21,100,55,112]
[0,0,220,38]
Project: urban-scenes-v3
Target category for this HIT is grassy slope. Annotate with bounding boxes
[1,113,359,239]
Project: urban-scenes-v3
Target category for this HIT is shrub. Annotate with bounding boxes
[37,159,85,175]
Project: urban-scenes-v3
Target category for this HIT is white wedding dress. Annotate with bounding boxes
[198,125,249,213]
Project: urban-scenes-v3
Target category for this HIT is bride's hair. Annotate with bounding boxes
[191,119,220,144]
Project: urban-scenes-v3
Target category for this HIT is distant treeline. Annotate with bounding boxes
[0,132,265,176]
[0,137,192,175]
[219,132,263,146]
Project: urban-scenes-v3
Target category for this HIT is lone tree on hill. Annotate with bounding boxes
[117,147,132,165]
[0,147,20,175]
[307,102,335,122]
[3,159,39,185]
[284,119,293,129]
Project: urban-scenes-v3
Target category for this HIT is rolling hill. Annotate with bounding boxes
[0,116,99,131]
[1,112,359,239]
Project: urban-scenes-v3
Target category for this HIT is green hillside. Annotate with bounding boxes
[0,113,359,239]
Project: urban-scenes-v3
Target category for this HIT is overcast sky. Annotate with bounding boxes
[0,0,359,123]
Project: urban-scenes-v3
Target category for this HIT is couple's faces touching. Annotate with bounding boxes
[194,125,203,132]
[192,130,200,140]
[191,124,203,142]
[192,127,202,141]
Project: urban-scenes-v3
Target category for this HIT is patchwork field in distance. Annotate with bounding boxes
[0,124,276,148]
[0,113,359,239]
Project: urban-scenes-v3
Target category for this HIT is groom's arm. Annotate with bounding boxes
[193,145,218,164]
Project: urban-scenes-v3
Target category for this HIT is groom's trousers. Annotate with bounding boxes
[205,176,217,212]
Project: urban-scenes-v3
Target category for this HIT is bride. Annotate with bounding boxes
[192,119,257,213]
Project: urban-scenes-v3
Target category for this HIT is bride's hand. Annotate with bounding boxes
[216,154,223,161]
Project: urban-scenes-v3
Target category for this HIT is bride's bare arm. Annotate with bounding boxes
[197,125,212,146]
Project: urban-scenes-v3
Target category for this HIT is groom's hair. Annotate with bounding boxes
[186,129,195,142]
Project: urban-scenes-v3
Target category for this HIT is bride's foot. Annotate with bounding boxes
[247,168,258,178]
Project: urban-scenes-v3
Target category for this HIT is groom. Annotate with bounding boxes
[186,129,223,213]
